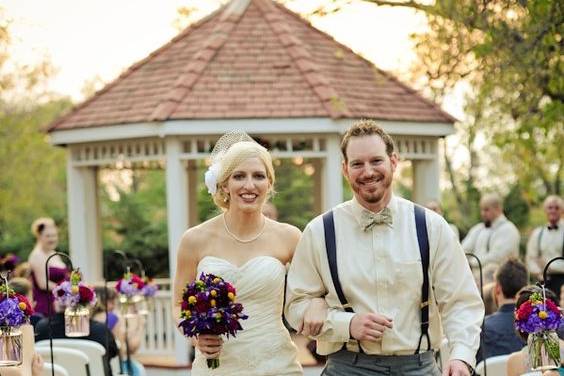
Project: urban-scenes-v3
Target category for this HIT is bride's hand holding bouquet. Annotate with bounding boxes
[178,272,247,369]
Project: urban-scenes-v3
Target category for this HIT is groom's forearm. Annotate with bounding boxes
[311,309,354,342]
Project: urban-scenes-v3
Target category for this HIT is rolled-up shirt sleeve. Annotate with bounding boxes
[432,218,484,367]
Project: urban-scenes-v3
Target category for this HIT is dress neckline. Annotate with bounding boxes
[198,255,285,270]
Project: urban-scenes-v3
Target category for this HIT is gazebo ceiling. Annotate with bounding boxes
[48,0,455,132]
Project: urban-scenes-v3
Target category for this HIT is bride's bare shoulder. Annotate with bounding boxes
[269,219,301,245]
[180,215,223,249]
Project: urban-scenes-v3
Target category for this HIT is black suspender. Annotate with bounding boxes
[322,204,430,354]
[536,226,564,258]
[414,204,431,354]
[322,211,353,314]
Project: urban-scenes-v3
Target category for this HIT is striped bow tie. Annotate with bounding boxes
[361,207,393,231]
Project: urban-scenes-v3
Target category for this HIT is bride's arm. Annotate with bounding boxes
[171,230,199,328]
[172,228,223,359]
[300,298,329,337]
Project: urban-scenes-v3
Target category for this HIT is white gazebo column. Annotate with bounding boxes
[66,160,102,281]
[412,155,440,204]
[187,160,199,226]
[311,159,323,215]
[165,138,190,365]
[321,135,343,211]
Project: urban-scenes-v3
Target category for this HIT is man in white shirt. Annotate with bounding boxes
[285,120,484,376]
[526,195,564,293]
[461,194,520,271]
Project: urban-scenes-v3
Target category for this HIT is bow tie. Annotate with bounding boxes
[548,224,559,231]
[361,207,393,231]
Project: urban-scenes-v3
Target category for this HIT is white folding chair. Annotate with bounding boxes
[36,339,106,376]
[41,362,70,376]
[35,346,90,376]
[475,354,510,376]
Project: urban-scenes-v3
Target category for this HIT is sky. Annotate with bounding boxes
[2,0,466,120]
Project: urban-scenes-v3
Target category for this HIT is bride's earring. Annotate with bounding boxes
[223,193,230,203]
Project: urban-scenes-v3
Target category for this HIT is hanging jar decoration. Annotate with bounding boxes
[0,325,23,367]
[64,305,90,337]
[53,269,96,337]
[515,287,563,372]
[116,269,146,319]
[0,272,32,366]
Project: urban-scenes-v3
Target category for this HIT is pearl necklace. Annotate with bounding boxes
[222,214,266,243]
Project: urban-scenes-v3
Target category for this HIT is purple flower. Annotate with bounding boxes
[0,297,26,327]
[52,281,96,308]
[515,303,564,334]
[141,284,158,297]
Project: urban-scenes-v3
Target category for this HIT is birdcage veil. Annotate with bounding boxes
[203,131,269,198]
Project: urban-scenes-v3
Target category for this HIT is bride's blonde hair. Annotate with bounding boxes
[211,140,275,210]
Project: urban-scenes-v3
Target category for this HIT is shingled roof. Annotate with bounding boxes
[48,0,455,132]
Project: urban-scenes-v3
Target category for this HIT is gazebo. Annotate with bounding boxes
[48,0,455,364]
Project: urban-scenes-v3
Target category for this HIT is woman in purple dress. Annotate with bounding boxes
[27,217,68,316]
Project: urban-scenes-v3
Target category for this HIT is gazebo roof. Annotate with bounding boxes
[48,0,455,132]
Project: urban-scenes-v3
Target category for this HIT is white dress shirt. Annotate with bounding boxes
[461,215,520,270]
[526,219,564,276]
[285,195,484,367]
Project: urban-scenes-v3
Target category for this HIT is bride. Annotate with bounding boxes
[172,133,324,375]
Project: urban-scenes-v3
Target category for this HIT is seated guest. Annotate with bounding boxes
[477,258,528,363]
[35,300,119,376]
[10,277,44,328]
[92,286,145,376]
[482,282,498,316]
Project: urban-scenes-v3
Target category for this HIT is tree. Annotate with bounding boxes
[319,0,562,201]
[0,7,70,256]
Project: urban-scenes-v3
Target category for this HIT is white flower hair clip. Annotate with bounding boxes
[204,162,221,195]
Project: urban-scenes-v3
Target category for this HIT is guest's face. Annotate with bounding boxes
[480,203,500,224]
[39,225,58,250]
[343,135,398,208]
[545,201,562,224]
[223,157,270,213]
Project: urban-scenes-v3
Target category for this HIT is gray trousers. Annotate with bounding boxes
[321,350,441,376]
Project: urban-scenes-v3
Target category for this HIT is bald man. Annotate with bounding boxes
[462,194,520,270]
[526,195,564,293]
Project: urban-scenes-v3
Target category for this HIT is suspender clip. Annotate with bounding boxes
[420,300,429,308]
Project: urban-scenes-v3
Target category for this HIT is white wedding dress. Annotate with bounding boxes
[191,255,303,376]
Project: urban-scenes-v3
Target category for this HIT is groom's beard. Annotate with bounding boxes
[351,173,393,204]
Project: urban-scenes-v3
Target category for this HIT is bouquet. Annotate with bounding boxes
[53,269,96,309]
[0,285,33,327]
[515,291,563,370]
[178,272,248,369]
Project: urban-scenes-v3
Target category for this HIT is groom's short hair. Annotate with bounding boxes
[341,119,396,162]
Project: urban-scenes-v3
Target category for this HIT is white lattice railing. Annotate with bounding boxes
[138,289,177,356]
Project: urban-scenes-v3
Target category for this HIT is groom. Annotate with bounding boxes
[285,120,484,375]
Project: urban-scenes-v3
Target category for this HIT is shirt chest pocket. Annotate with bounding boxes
[389,260,423,301]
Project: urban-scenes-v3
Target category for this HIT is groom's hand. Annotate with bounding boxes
[195,334,223,359]
[350,313,393,341]
[442,359,471,376]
